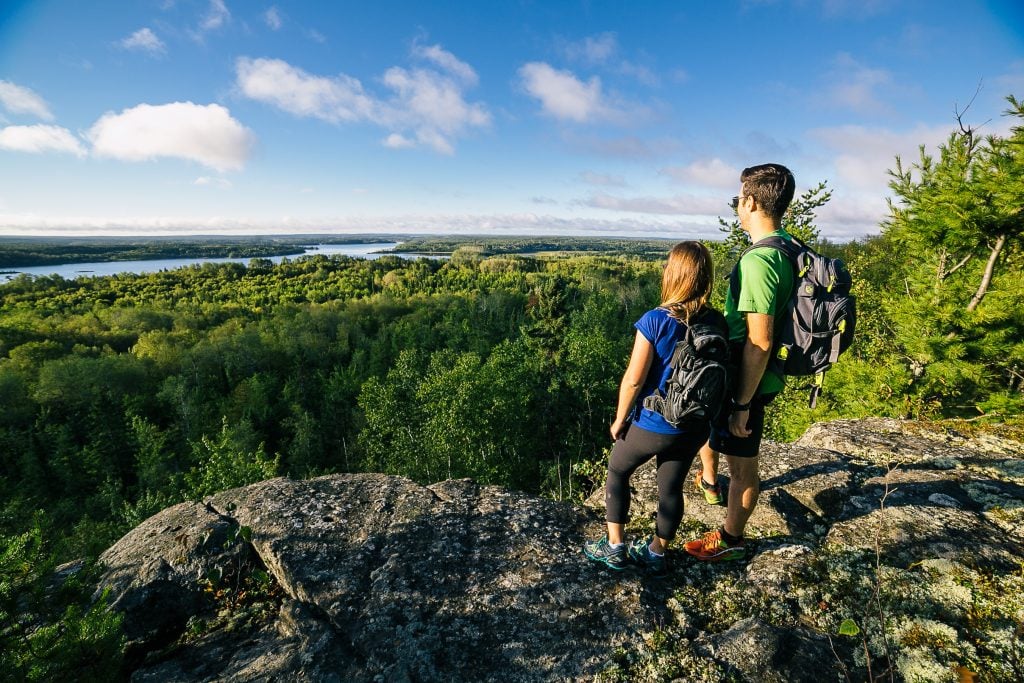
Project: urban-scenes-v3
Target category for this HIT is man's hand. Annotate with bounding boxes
[728,409,752,438]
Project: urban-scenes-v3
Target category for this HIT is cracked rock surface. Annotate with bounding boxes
[97,419,1024,681]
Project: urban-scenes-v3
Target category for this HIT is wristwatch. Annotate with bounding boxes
[730,398,751,412]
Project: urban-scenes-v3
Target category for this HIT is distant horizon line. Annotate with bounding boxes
[0,231,872,244]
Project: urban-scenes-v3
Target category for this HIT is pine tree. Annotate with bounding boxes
[881,95,1024,419]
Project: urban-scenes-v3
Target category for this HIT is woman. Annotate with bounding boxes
[583,240,725,575]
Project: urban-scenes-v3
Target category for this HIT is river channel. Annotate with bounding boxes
[0,242,436,283]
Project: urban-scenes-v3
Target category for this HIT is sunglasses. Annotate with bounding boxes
[729,195,741,210]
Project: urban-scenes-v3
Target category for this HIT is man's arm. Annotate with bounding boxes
[728,312,773,437]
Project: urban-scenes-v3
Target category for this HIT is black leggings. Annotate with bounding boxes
[605,422,708,540]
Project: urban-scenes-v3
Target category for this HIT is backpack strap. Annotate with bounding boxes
[727,235,804,303]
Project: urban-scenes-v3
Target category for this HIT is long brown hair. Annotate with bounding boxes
[660,240,714,323]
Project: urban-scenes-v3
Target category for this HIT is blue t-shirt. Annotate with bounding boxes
[631,307,706,435]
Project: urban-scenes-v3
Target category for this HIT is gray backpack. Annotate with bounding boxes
[642,309,730,426]
[729,235,856,407]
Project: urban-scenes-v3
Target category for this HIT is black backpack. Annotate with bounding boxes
[729,235,856,408]
[642,309,730,426]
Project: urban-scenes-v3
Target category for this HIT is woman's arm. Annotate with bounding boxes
[610,330,655,440]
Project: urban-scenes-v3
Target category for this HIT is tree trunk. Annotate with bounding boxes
[966,233,1008,312]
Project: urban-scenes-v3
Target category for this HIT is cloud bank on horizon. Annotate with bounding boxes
[0,0,1021,239]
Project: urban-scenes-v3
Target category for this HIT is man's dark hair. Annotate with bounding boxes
[740,163,795,220]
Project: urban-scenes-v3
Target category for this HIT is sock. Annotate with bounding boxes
[720,528,743,545]
[608,541,624,550]
[647,544,664,558]
[701,475,717,488]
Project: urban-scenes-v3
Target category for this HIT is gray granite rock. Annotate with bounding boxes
[94,418,1024,682]
[703,616,841,683]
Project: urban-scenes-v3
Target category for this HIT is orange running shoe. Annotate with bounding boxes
[683,528,746,562]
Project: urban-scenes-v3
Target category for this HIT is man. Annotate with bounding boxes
[685,163,796,562]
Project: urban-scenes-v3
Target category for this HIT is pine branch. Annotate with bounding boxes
[966,233,1008,312]
[941,253,973,281]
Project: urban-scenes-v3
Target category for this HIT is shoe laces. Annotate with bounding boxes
[701,529,725,549]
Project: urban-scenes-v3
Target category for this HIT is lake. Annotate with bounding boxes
[0,242,437,282]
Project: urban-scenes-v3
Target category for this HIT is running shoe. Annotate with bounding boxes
[683,528,746,562]
[694,470,723,505]
[627,536,667,576]
[583,537,629,570]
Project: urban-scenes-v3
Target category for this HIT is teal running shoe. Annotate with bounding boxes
[583,537,628,571]
[627,536,667,576]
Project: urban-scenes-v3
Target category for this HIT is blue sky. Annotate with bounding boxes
[0,0,1021,240]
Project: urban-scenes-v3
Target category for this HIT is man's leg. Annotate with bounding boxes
[698,440,718,483]
[684,393,775,561]
[723,453,759,538]
[695,441,723,505]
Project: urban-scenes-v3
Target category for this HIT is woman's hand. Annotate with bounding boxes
[610,418,629,441]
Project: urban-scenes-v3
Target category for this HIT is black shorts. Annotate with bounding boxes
[708,391,778,458]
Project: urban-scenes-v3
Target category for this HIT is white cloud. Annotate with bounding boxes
[308,29,326,43]
[996,61,1024,97]
[579,171,626,187]
[0,211,717,240]
[119,28,166,55]
[583,192,725,216]
[0,124,86,157]
[381,66,490,153]
[88,102,254,172]
[236,50,489,155]
[816,194,890,238]
[0,80,54,121]
[518,62,608,123]
[412,43,478,86]
[236,57,376,123]
[821,53,894,114]
[383,133,415,149]
[618,61,660,87]
[199,0,229,32]
[809,122,951,193]
[194,176,232,188]
[805,122,959,236]
[661,158,740,189]
[263,6,282,30]
[564,32,618,65]
[563,33,660,87]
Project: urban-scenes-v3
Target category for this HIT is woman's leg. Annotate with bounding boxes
[651,427,710,552]
[604,425,659,541]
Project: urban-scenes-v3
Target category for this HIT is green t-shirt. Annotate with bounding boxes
[725,229,795,395]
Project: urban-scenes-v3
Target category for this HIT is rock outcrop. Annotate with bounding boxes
[97,419,1024,682]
